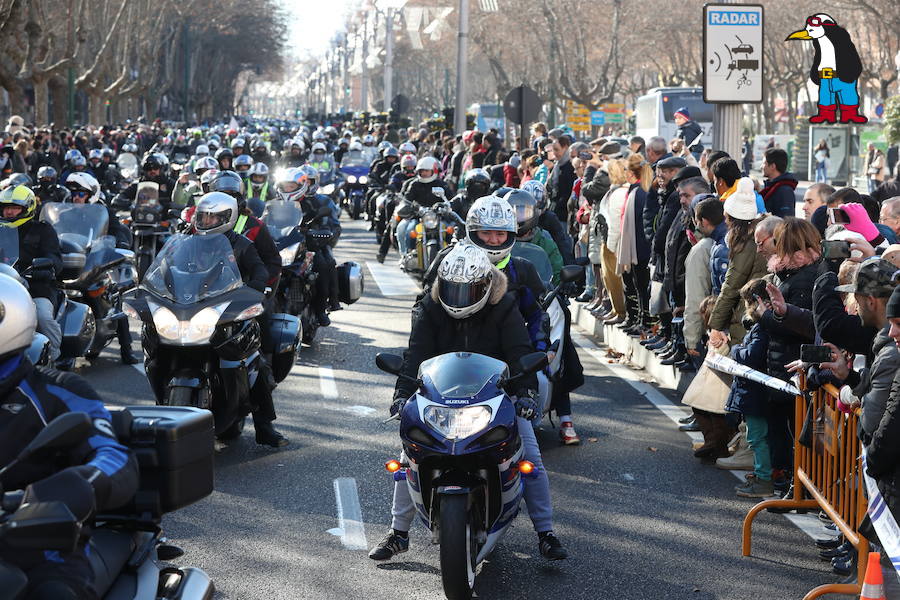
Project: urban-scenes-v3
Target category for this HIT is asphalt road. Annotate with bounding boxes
[79,217,853,599]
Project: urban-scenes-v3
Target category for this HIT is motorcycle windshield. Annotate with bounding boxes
[40,203,109,249]
[419,353,508,398]
[261,200,302,241]
[83,235,120,273]
[340,155,369,170]
[511,241,553,285]
[135,181,160,207]
[0,225,19,267]
[142,233,243,304]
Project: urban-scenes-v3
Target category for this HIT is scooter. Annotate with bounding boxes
[0,409,216,600]
[124,233,296,440]
[376,350,548,600]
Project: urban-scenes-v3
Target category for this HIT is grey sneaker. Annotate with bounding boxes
[735,476,774,498]
[368,531,409,560]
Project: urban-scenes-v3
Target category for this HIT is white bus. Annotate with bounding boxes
[635,87,714,148]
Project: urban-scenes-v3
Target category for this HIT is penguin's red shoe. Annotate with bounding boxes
[839,104,868,124]
[809,104,837,124]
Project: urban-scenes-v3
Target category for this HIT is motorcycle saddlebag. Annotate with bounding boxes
[337,261,364,305]
[108,406,214,517]
[267,312,301,383]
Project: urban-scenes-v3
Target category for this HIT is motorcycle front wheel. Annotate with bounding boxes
[439,494,477,600]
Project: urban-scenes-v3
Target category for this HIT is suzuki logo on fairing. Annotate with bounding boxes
[445,399,468,404]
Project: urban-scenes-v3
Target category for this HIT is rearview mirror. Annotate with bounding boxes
[559,265,584,284]
[518,351,549,375]
[18,412,92,462]
[375,353,404,375]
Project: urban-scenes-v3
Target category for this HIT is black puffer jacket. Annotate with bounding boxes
[400,178,450,207]
[224,230,268,292]
[396,268,536,400]
[759,257,820,400]
[14,219,62,301]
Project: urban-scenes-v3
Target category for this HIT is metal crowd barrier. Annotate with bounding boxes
[741,378,869,599]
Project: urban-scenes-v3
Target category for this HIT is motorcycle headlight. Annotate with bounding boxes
[347,175,357,184]
[321,184,335,195]
[280,242,300,266]
[423,405,492,440]
[150,301,228,345]
[359,176,368,184]
[421,211,440,230]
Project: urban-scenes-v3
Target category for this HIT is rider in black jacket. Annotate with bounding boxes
[32,166,71,205]
[119,154,176,209]
[0,274,138,599]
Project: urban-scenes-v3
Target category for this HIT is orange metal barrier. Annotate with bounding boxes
[741,378,869,599]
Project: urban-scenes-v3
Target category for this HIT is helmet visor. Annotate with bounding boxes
[514,204,535,224]
[438,278,490,309]
[195,209,231,231]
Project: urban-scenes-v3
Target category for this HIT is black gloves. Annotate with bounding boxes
[390,395,408,417]
[514,390,540,421]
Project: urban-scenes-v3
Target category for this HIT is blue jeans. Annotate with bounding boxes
[33,297,61,361]
[815,162,827,183]
[745,415,772,482]
[578,240,595,294]
[396,219,416,254]
[818,77,859,106]
[390,417,554,533]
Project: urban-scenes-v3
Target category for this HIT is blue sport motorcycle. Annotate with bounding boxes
[338,155,370,220]
[376,350,547,600]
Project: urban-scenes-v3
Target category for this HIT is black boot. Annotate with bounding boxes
[254,416,289,448]
[120,350,140,365]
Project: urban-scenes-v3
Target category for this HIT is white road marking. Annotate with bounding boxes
[340,405,377,416]
[332,477,368,550]
[365,261,421,296]
[572,331,832,541]
[622,473,635,482]
[319,366,339,399]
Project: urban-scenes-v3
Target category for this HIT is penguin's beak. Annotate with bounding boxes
[786,29,813,41]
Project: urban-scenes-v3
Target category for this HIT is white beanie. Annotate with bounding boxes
[723,177,759,221]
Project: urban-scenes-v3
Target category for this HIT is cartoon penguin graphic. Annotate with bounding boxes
[786,13,867,125]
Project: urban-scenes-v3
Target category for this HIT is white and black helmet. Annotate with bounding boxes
[466,195,517,264]
[248,162,269,190]
[65,172,101,204]
[0,272,37,358]
[192,192,237,235]
[436,242,494,319]
[195,144,210,157]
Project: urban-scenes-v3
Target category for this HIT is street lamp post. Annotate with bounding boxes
[383,7,394,113]
[454,0,469,134]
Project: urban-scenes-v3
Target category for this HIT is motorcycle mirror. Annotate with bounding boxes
[0,501,81,552]
[30,257,53,272]
[375,353,404,375]
[111,196,131,211]
[518,351,549,375]
[15,412,92,463]
[559,265,584,284]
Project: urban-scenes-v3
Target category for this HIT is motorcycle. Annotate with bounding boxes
[115,152,139,191]
[115,182,176,282]
[376,350,548,600]
[398,196,464,280]
[337,156,369,220]
[372,187,393,244]
[124,233,285,440]
[40,202,137,362]
[262,200,363,345]
[0,409,216,600]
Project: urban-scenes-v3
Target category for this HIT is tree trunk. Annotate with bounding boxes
[32,75,49,126]
[88,93,104,125]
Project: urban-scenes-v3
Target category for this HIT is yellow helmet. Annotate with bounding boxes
[0,185,37,228]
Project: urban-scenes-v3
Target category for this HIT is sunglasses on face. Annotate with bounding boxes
[71,190,90,198]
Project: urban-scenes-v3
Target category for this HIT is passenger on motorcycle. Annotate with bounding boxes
[506,189,563,285]
[233,154,253,177]
[394,156,450,255]
[450,168,491,228]
[215,147,234,171]
[190,192,288,447]
[368,242,569,562]
[290,165,342,326]
[119,154,176,209]
[32,166,71,205]
[60,151,93,184]
[251,139,271,166]
[0,273,139,600]
[230,137,246,157]
[173,155,218,207]
[281,140,306,168]
[520,179,576,266]
[246,162,275,202]
[64,173,138,365]
[0,185,63,364]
